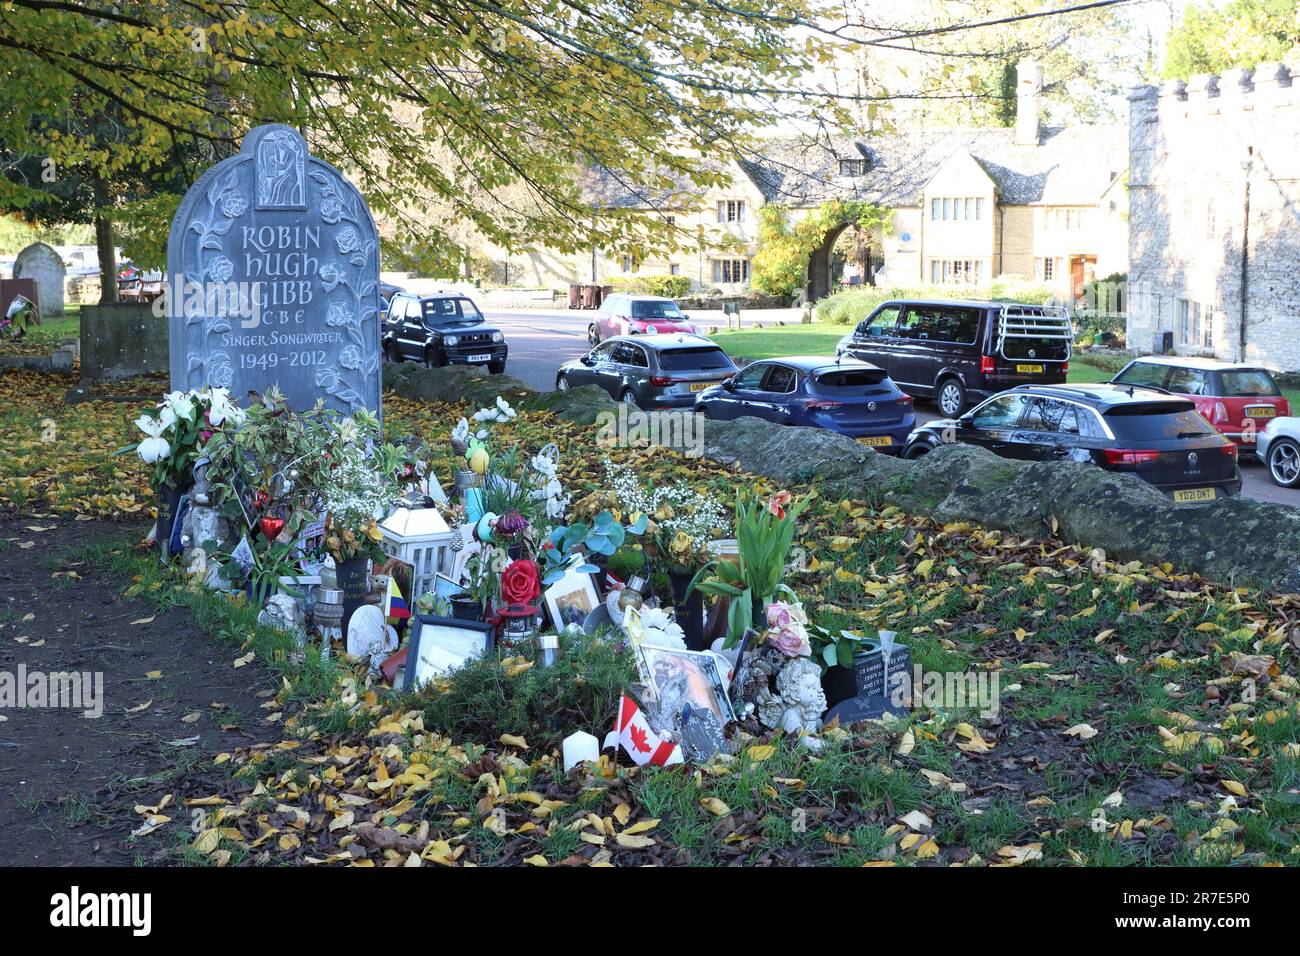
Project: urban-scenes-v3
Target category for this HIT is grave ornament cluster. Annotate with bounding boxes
[167,124,381,418]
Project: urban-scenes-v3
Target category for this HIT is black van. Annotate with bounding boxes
[834,299,1073,416]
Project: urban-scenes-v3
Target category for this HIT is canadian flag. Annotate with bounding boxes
[605,694,683,767]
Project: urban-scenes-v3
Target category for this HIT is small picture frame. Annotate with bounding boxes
[637,643,737,726]
[434,572,465,601]
[543,564,601,631]
[403,614,495,691]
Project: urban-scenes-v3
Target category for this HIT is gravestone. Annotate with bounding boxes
[167,124,381,418]
[12,241,65,315]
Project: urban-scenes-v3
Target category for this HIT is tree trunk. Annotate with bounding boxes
[93,179,118,306]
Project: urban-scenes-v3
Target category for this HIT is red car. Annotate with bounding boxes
[588,294,700,345]
[1111,356,1291,454]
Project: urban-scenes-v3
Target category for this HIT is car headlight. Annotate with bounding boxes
[444,335,459,346]
[491,331,504,343]
[644,325,658,334]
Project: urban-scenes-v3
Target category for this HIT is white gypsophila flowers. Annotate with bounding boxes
[472,396,517,424]
[602,458,726,544]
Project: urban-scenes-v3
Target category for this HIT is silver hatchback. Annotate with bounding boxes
[555,334,738,408]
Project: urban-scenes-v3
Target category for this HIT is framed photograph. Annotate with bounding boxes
[403,614,495,691]
[434,572,465,601]
[636,643,737,726]
[543,564,601,631]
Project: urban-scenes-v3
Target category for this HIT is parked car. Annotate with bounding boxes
[588,294,701,345]
[382,292,507,373]
[117,263,163,303]
[836,299,1072,417]
[901,383,1242,504]
[555,334,736,408]
[378,282,406,322]
[1256,416,1300,488]
[1109,356,1291,456]
[694,356,915,452]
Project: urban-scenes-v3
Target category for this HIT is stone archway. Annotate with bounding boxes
[805,222,850,303]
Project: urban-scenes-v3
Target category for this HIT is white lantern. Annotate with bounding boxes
[379,506,455,604]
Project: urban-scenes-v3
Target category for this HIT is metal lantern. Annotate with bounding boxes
[379,505,456,603]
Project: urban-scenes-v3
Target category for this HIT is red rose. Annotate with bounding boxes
[500,559,541,605]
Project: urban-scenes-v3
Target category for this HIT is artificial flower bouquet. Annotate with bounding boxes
[122,387,246,491]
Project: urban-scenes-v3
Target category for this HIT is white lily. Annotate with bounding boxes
[495,396,517,419]
[207,387,245,427]
[162,390,196,422]
[530,453,557,478]
[134,415,171,464]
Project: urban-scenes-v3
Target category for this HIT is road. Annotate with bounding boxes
[484,308,1295,506]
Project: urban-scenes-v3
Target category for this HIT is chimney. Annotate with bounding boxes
[1015,60,1043,146]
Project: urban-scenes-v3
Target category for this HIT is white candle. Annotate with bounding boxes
[562,730,599,772]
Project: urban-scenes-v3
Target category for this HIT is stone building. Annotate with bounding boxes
[1127,62,1300,371]
[504,61,1128,301]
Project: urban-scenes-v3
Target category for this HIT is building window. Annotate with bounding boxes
[930,259,983,285]
[669,263,681,276]
[930,197,984,221]
[620,255,635,274]
[717,200,745,223]
[664,215,676,229]
[1038,257,1058,282]
[839,158,867,176]
[712,259,750,283]
[1205,200,1215,239]
[1177,298,1211,346]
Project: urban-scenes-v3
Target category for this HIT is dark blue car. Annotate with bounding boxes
[694,356,916,452]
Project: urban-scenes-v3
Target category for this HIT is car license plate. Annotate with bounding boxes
[1173,487,1217,504]
[1246,406,1276,418]
[859,436,893,447]
[467,353,491,363]
[689,382,711,392]
[1016,363,1044,374]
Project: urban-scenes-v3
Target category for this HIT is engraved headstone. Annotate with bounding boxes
[166,124,381,418]
[12,241,65,315]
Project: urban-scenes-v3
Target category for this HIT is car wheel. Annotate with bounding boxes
[384,342,402,364]
[699,403,712,419]
[588,325,600,346]
[424,348,445,369]
[902,442,932,460]
[556,374,570,391]
[1267,438,1300,488]
[937,378,966,417]
[489,361,505,375]
[619,388,639,408]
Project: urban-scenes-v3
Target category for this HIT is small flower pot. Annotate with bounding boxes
[668,569,708,651]
[821,659,866,709]
[449,595,484,622]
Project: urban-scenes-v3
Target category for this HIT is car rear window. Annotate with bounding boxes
[1219,369,1279,396]
[814,368,889,390]
[657,347,734,371]
[1113,362,1169,389]
[1103,402,1218,440]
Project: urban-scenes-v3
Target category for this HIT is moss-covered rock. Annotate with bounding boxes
[385,365,1300,593]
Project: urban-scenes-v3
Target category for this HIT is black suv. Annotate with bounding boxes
[383,292,508,373]
[901,383,1242,503]
[836,299,1072,416]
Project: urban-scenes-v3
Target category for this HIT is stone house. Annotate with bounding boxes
[1127,61,1300,371]
[500,62,1128,301]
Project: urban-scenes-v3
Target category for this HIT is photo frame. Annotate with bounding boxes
[543,564,601,632]
[402,614,494,691]
[636,643,737,726]
[434,572,465,601]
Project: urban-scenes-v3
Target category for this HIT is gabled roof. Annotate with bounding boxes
[734,124,1125,209]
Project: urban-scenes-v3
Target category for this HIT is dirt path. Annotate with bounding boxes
[0,517,280,866]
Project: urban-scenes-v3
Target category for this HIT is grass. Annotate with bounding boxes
[707,322,843,361]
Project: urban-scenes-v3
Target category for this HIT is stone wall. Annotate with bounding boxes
[1128,62,1300,370]
[385,363,1300,595]
[80,303,169,381]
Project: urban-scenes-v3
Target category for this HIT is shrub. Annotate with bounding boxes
[814,280,1056,325]
[417,631,637,749]
[606,274,692,298]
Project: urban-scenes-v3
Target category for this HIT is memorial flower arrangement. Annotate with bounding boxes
[317,416,409,563]
[121,387,247,491]
[602,459,726,573]
[688,490,809,646]
[762,600,812,657]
